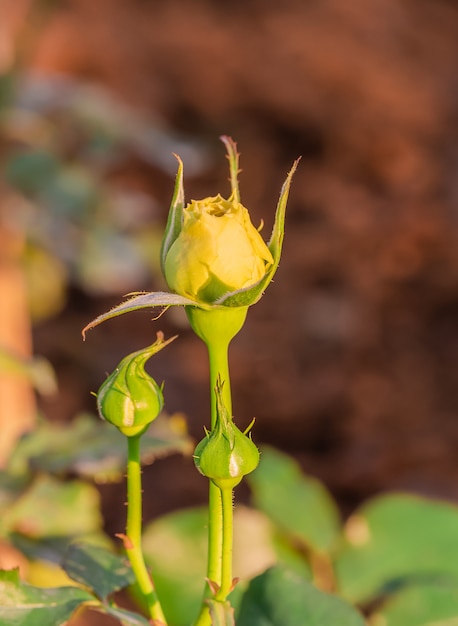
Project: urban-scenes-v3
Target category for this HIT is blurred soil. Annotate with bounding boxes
[9,0,458,519]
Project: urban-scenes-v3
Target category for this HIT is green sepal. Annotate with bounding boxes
[82,291,200,338]
[216,157,300,308]
[160,154,185,274]
[220,135,241,203]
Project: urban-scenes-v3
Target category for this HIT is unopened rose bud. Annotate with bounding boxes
[194,379,259,490]
[160,137,298,310]
[163,193,273,305]
[97,334,174,438]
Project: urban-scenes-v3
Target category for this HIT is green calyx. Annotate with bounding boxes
[97,332,175,437]
[185,305,248,349]
[194,378,260,490]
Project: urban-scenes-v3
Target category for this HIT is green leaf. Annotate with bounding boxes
[62,542,134,600]
[0,568,92,626]
[142,505,311,626]
[82,291,198,337]
[9,413,193,483]
[9,533,111,569]
[160,154,184,274]
[334,493,458,604]
[248,446,341,553]
[371,583,458,626]
[237,565,365,626]
[142,507,207,626]
[2,475,102,538]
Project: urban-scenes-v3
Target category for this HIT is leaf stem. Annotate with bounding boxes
[125,435,167,625]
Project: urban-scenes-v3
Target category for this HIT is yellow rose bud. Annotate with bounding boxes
[163,193,273,304]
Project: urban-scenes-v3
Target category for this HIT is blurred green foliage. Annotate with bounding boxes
[1,74,205,320]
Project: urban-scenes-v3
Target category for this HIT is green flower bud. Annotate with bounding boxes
[194,379,260,490]
[164,192,273,305]
[96,333,174,437]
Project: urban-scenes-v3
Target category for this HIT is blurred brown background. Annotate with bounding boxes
[2,0,458,520]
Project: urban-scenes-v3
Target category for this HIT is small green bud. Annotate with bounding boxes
[194,379,260,489]
[96,333,174,437]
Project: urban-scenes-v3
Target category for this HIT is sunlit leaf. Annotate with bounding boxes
[248,446,341,554]
[0,568,92,626]
[334,493,458,604]
[142,505,310,626]
[142,507,207,626]
[370,583,458,626]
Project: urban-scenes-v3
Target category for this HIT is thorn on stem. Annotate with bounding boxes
[115,532,134,550]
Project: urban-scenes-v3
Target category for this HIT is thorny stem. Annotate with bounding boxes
[124,435,167,625]
[216,486,234,601]
[186,306,247,626]
[193,318,236,626]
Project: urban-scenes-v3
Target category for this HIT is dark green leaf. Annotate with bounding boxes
[9,534,109,566]
[237,565,365,626]
[0,568,92,626]
[248,446,341,553]
[63,542,135,600]
[334,493,458,604]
